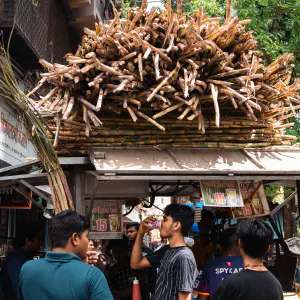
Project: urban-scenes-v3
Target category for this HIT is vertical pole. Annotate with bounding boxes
[226,0,232,23]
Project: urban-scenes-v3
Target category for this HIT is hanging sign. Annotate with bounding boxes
[200,180,244,207]
[233,181,270,218]
[89,200,123,239]
[0,105,29,164]
[0,187,32,209]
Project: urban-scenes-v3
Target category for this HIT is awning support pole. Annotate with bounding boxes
[11,185,46,212]
[86,178,99,221]
[18,179,51,203]
[270,190,297,216]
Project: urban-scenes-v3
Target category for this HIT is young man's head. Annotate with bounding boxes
[14,221,42,254]
[126,222,140,241]
[237,219,273,259]
[219,228,239,256]
[160,203,194,239]
[50,210,90,260]
[198,209,214,234]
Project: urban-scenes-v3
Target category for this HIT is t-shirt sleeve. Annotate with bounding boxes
[145,245,167,268]
[213,283,232,300]
[88,267,114,300]
[176,257,197,293]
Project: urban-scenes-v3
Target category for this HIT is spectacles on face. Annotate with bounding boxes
[126,230,136,234]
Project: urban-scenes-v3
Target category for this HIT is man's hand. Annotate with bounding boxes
[86,251,99,266]
[139,217,157,235]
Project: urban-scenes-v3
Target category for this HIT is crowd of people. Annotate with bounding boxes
[0,203,284,300]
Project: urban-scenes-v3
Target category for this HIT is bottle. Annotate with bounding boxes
[132,277,142,300]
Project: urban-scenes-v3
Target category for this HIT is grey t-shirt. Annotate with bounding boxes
[146,245,197,300]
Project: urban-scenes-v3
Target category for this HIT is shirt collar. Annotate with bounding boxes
[45,251,82,262]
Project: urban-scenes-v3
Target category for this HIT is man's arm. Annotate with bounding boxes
[88,268,114,300]
[130,217,155,269]
[178,291,192,300]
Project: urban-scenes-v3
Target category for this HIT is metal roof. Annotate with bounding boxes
[88,147,300,181]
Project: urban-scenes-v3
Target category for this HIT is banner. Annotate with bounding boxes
[89,200,123,239]
[200,180,244,207]
[0,104,28,163]
[0,187,32,209]
[233,181,270,218]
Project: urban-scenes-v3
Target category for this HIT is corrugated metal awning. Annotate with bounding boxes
[88,147,300,181]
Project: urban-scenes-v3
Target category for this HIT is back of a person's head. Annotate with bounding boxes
[219,228,237,252]
[164,203,195,236]
[50,210,90,248]
[237,219,273,258]
[14,221,41,248]
[126,222,140,231]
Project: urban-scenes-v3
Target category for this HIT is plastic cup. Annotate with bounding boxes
[148,219,161,230]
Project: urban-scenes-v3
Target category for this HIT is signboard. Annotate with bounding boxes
[89,200,123,239]
[0,104,29,164]
[233,181,270,218]
[200,180,244,207]
[0,187,32,209]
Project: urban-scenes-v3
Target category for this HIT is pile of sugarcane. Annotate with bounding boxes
[0,50,74,213]
[28,0,299,153]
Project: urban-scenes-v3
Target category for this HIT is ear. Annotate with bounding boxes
[265,244,271,253]
[71,233,80,246]
[173,221,181,232]
[237,238,242,248]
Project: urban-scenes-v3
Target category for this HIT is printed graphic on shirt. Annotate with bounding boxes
[193,256,243,298]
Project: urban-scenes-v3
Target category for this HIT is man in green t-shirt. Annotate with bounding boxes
[19,210,113,300]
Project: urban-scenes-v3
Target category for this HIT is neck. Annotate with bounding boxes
[224,247,240,257]
[243,255,266,271]
[52,247,75,255]
[168,234,186,248]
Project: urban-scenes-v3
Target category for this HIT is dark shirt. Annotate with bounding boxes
[2,248,29,299]
[146,245,197,300]
[19,252,113,300]
[194,256,243,298]
[213,269,283,300]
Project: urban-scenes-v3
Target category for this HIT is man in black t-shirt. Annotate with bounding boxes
[213,219,283,300]
[130,203,197,300]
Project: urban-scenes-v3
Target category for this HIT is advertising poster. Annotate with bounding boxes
[0,187,32,209]
[200,180,244,207]
[89,200,123,239]
[233,181,270,218]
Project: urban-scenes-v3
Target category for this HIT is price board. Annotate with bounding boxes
[200,180,244,207]
[232,181,270,219]
[89,200,123,239]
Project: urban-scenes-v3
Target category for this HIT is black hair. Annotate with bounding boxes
[219,228,237,251]
[108,235,129,250]
[237,219,273,258]
[164,203,195,236]
[126,222,140,230]
[14,221,41,248]
[200,209,214,220]
[50,210,90,248]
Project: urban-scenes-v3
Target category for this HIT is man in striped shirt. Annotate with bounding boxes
[131,203,197,300]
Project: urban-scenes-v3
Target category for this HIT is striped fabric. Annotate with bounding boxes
[147,246,197,300]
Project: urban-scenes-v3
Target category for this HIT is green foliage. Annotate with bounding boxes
[232,0,300,79]
[181,0,226,18]
[265,185,294,203]
[286,115,300,143]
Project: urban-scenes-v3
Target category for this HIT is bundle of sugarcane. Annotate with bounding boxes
[28,0,299,151]
[0,49,74,213]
